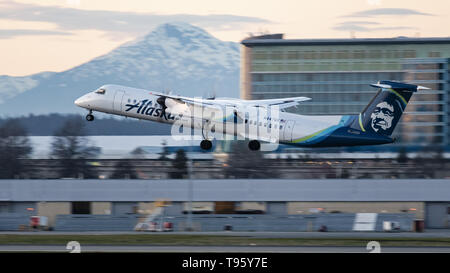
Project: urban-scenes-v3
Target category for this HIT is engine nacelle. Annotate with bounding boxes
[158,96,190,116]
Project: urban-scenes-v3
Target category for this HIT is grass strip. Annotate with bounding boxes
[0,234,449,247]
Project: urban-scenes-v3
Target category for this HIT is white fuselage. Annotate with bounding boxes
[75,85,343,145]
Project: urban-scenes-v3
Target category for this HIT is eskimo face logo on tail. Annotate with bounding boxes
[370,101,394,132]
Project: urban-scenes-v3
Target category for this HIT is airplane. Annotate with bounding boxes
[74,80,429,151]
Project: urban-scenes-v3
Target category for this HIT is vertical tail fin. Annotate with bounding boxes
[356,81,429,136]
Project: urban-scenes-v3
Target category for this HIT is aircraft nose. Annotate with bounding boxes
[74,94,90,108]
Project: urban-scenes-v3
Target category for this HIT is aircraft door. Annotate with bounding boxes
[282,120,295,142]
[113,90,125,113]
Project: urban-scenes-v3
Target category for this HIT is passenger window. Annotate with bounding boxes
[95,88,106,94]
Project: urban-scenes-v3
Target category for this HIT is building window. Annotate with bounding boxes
[287,51,298,59]
[72,202,91,214]
[0,202,10,214]
[215,201,236,214]
[428,52,441,58]
[353,50,365,59]
[403,50,416,58]
[271,51,284,60]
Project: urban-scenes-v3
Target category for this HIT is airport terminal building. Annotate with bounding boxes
[241,36,450,148]
[0,179,449,231]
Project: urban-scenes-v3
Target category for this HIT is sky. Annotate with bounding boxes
[0,0,449,76]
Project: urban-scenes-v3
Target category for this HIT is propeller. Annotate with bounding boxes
[204,82,217,100]
[204,89,216,100]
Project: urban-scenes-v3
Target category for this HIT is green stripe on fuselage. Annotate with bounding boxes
[291,128,328,143]
[290,116,350,144]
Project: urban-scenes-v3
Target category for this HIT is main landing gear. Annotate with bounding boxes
[86,110,94,121]
[200,120,213,151]
[200,139,212,150]
[248,140,261,151]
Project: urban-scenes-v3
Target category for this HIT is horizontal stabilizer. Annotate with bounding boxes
[370,80,430,92]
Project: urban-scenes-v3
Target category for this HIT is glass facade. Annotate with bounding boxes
[398,58,448,145]
[241,37,450,147]
[251,72,403,114]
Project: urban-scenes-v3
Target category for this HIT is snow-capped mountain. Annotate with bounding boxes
[0,22,240,116]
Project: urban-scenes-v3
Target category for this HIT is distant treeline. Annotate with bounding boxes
[0,114,172,136]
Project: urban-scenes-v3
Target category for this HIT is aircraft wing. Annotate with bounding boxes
[242,97,312,110]
[157,92,311,112]
[155,93,225,111]
[155,93,313,127]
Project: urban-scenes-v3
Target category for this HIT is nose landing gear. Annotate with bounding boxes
[86,110,94,121]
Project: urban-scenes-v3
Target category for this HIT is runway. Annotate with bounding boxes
[1,245,450,253]
[1,230,449,238]
[0,231,448,253]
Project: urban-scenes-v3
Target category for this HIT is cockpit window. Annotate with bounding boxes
[95,88,106,94]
